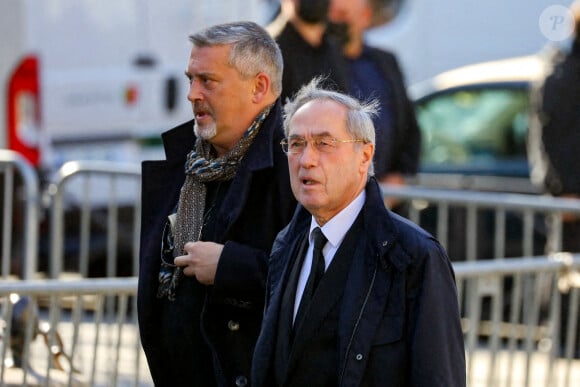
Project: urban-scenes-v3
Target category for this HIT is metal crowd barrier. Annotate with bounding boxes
[0,150,40,280]
[0,277,149,387]
[0,155,142,281]
[382,184,580,260]
[454,254,580,387]
[48,161,141,279]
[0,256,578,387]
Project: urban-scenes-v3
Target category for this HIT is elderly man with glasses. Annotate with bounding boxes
[252,78,466,387]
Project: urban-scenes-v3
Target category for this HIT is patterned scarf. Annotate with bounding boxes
[157,105,272,300]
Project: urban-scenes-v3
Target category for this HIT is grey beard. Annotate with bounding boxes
[194,120,217,140]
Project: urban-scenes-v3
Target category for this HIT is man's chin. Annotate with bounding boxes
[194,122,217,140]
[299,196,324,213]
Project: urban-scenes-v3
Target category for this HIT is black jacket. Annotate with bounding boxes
[138,101,296,387]
[252,178,466,386]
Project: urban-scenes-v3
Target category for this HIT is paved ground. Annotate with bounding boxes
[4,319,579,386]
[468,349,580,386]
[2,319,152,387]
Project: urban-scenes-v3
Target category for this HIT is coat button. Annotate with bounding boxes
[235,375,248,386]
[355,353,363,361]
[228,320,240,331]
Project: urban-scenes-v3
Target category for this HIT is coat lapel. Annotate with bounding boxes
[275,234,308,376]
[288,242,353,360]
[286,213,364,376]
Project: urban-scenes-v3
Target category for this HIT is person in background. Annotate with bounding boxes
[528,0,580,254]
[327,0,421,209]
[268,0,349,102]
[527,0,580,358]
[252,78,465,386]
[137,21,296,387]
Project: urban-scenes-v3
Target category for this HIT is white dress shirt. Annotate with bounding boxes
[293,190,366,320]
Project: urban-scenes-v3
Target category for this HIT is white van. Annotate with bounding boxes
[0,0,276,172]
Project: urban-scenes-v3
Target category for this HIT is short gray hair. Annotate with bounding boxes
[283,77,378,175]
[189,21,284,97]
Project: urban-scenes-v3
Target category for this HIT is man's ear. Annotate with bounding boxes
[252,72,271,103]
[360,142,375,173]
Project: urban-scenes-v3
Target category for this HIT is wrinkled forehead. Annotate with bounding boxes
[289,99,348,137]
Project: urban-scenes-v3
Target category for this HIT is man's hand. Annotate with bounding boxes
[174,241,224,285]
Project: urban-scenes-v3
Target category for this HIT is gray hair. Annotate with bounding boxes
[189,21,284,97]
[283,77,378,175]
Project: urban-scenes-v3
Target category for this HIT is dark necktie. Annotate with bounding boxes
[295,227,327,327]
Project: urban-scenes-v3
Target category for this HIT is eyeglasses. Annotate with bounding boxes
[280,136,366,154]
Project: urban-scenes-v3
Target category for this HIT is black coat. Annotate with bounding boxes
[252,178,466,386]
[138,101,296,387]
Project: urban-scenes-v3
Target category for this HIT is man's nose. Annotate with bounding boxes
[187,80,202,102]
[298,141,319,166]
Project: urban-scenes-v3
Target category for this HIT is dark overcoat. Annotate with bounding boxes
[252,178,466,386]
[138,101,296,387]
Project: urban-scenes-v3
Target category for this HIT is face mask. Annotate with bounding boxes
[326,22,350,46]
[297,0,330,24]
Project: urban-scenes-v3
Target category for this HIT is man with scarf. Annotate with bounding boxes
[137,21,296,387]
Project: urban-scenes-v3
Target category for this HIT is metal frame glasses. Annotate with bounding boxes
[280,136,366,154]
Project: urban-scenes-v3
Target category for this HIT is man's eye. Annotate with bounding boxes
[316,138,333,148]
[289,140,305,149]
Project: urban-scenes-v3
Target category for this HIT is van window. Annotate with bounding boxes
[416,87,530,175]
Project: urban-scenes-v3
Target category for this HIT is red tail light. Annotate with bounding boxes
[7,55,41,166]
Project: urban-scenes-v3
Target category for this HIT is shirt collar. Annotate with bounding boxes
[309,190,366,248]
